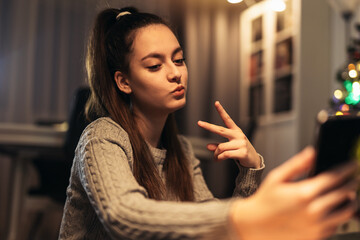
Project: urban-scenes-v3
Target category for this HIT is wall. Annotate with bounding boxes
[298,0,332,149]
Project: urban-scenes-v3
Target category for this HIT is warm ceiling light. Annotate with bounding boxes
[227,0,243,4]
[269,0,286,12]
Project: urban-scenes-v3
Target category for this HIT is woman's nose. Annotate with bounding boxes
[167,64,181,82]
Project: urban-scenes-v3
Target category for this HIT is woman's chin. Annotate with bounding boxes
[172,98,186,111]
[163,101,186,115]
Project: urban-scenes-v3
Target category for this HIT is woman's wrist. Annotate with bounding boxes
[228,197,264,240]
[236,154,264,170]
[228,199,249,240]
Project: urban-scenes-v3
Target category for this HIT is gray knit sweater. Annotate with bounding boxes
[59,117,264,240]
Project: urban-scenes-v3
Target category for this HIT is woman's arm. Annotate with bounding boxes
[76,119,234,240]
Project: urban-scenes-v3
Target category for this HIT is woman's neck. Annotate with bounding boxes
[134,110,168,148]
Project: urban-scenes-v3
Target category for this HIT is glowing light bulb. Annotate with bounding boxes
[269,0,286,12]
[334,89,343,99]
[349,69,357,78]
[227,0,243,3]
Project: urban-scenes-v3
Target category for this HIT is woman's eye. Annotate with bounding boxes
[174,58,185,65]
[147,64,161,71]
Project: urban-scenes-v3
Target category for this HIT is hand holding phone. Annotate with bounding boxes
[310,111,360,216]
[311,112,360,176]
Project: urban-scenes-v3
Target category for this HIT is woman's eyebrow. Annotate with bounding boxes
[141,53,163,61]
[172,47,183,58]
[141,47,183,61]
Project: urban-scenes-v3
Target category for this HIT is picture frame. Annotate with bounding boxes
[251,16,263,42]
[250,50,263,81]
[273,74,292,113]
[275,37,293,70]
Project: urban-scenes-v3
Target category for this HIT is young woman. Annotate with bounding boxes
[59,7,359,240]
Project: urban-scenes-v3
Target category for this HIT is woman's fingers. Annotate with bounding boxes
[214,101,238,129]
[304,161,358,197]
[321,200,357,230]
[207,141,247,161]
[198,120,233,139]
[269,147,316,183]
[308,178,358,218]
[217,149,250,161]
[206,143,218,151]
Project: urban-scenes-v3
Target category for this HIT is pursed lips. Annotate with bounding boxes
[171,85,185,93]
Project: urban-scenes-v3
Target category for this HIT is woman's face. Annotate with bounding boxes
[126,24,188,117]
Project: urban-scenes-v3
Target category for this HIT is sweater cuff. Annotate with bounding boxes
[235,154,265,172]
[237,154,264,182]
[233,154,265,197]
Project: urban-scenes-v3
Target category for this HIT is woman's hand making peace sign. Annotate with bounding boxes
[198,101,261,169]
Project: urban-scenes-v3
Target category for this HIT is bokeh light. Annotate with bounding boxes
[227,0,243,3]
[269,0,286,12]
[340,104,350,112]
[342,71,349,80]
[334,89,343,99]
[348,63,356,70]
[344,80,353,92]
[349,69,357,78]
[335,111,344,116]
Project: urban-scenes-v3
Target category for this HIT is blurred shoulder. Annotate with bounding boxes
[177,135,194,155]
[81,117,129,142]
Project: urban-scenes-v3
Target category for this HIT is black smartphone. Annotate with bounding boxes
[311,113,360,176]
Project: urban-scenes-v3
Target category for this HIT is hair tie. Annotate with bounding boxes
[116,11,131,20]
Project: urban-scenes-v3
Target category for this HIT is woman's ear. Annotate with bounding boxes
[114,71,132,94]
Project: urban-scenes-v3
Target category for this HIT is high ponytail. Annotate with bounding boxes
[85,8,194,201]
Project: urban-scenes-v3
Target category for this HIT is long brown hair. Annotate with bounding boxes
[85,7,194,201]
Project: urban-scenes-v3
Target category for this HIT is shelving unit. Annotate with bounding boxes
[239,0,300,176]
[240,0,298,126]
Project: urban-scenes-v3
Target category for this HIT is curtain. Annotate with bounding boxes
[181,4,245,137]
[180,2,249,198]
[0,0,170,123]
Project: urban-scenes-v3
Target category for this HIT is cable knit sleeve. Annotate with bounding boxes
[60,118,235,240]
